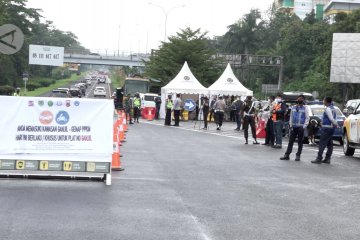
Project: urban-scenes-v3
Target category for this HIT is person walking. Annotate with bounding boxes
[232,97,243,131]
[173,94,182,127]
[154,94,162,119]
[124,94,134,124]
[164,96,173,126]
[311,97,339,164]
[280,95,310,161]
[202,96,210,130]
[272,94,286,148]
[262,96,275,146]
[214,95,226,130]
[240,96,259,144]
[133,93,141,123]
[209,96,217,123]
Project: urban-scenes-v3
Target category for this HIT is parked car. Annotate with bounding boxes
[343,99,360,116]
[306,104,345,145]
[94,86,106,97]
[342,103,360,156]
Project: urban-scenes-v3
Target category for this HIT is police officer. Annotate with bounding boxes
[232,97,243,131]
[124,94,134,124]
[164,95,173,126]
[280,95,310,161]
[133,93,141,123]
[312,97,339,164]
[154,94,162,119]
[240,96,259,144]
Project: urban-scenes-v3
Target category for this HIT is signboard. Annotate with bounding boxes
[262,84,279,94]
[0,96,113,168]
[29,44,64,66]
[183,99,196,111]
[330,33,360,83]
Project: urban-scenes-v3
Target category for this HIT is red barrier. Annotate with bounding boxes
[142,107,156,120]
[256,119,266,139]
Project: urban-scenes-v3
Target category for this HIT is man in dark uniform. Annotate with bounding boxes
[124,94,133,124]
[240,95,259,144]
[202,96,210,130]
[232,97,243,131]
[154,94,162,119]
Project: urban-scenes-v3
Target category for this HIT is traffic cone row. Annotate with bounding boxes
[111,109,129,171]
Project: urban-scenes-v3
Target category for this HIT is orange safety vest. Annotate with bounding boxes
[272,103,281,121]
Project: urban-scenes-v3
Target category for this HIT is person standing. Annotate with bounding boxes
[13,88,20,96]
[133,93,141,123]
[280,95,310,161]
[124,94,134,124]
[311,97,339,164]
[209,96,217,123]
[202,96,210,130]
[173,94,182,127]
[164,96,173,126]
[232,97,243,131]
[262,96,275,146]
[240,96,259,144]
[214,96,226,130]
[272,94,286,148]
[154,94,162,119]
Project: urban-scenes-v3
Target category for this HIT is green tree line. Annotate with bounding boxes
[0,0,87,95]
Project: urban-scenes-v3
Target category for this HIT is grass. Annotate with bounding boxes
[21,73,85,97]
[110,72,125,89]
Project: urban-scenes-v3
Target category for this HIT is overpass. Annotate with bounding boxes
[63,53,150,67]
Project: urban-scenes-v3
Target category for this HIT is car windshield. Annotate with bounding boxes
[311,107,343,117]
[144,95,156,101]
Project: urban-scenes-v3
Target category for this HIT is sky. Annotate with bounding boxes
[26,0,273,55]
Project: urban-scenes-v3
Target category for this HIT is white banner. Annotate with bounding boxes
[0,96,113,162]
[29,44,64,66]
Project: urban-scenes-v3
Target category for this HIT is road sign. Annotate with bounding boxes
[183,99,196,111]
[0,24,24,55]
[29,44,64,66]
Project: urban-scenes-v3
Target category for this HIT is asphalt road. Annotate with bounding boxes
[1,119,360,240]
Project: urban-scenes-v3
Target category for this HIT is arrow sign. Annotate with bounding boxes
[0,24,24,55]
[184,99,196,111]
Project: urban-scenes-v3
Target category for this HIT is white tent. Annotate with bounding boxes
[208,63,253,96]
[160,61,208,118]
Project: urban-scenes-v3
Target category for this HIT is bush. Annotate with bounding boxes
[38,78,54,87]
[26,82,41,91]
[0,85,15,95]
[52,68,71,80]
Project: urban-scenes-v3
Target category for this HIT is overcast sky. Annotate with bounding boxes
[26,0,273,55]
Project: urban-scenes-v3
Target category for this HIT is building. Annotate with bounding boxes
[275,0,330,19]
[324,0,360,22]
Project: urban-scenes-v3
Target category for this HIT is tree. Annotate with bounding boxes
[145,28,222,87]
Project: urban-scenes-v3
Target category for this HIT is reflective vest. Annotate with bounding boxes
[13,92,19,96]
[166,100,173,109]
[291,105,306,127]
[134,98,141,107]
[272,103,284,121]
[322,105,336,128]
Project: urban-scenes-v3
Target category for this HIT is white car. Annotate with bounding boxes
[94,87,106,97]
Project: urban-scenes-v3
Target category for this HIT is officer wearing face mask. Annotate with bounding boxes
[280,95,310,161]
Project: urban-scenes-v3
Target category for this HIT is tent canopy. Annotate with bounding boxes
[161,61,208,94]
[208,63,253,96]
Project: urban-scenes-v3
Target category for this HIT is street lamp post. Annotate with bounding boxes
[117,25,121,56]
[149,2,185,42]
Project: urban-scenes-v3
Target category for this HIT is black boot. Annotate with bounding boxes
[295,155,301,161]
[245,138,248,144]
[280,155,290,160]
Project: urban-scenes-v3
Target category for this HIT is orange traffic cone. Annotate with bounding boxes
[256,119,266,139]
[112,124,124,171]
[118,122,126,142]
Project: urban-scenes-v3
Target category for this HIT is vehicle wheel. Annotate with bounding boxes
[343,133,355,156]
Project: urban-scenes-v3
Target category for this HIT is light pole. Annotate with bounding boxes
[149,2,185,42]
[117,25,121,56]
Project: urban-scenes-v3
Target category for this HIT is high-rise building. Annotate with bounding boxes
[275,0,330,19]
[324,0,360,23]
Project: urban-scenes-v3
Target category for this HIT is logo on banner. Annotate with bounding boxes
[48,101,53,107]
[38,100,44,107]
[56,111,69,125]
[227,78,234,83]
[184,76,190,81]
[28,101,34,106]
[39,111,53,125]
[66,100,71,107]
[74,100,80,106]
[56,101,63,106]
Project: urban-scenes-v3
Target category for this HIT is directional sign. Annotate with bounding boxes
[183,99,196,111]
[29,45,64,66]
[0,24,24,55]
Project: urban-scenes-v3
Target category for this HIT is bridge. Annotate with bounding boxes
[63,53,150,67]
